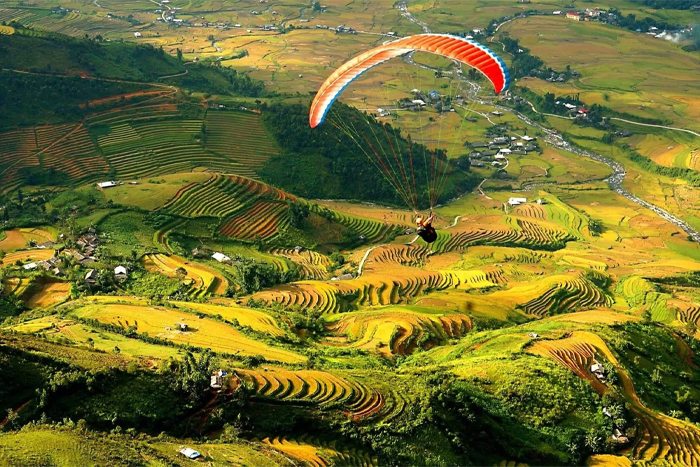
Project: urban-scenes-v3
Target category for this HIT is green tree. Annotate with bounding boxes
[175,350,213,404]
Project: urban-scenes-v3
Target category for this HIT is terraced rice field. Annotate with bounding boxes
[219,201,289,240]
[323,210,399,243]
[24,282,71,309]
[252,265,500,315]
[259,435,377,467]
[162,174,293,241]
[142,253,228,296]
[0,24,14,35]
[529,331,700,466]
[528,332,608,393]
[506,274,612,318]
[173,300,284,337]
[1,249,55,265]
[324,309,472,356]
[512,203,547,220]
[433,217,573,253]
[0,125,68,192]
[618,276,671,321]
[95,118,223,179]
[204,110,278,179]
[86,102,181,127]
[368,244,430,267]
[0,8,128,38]
[41,126,108,183]
[671,301,700,328]
[238,368,384,419]
[543,195,589,239]
[70,303,305,363]
[1,278,30,297]
[269,248,333,280]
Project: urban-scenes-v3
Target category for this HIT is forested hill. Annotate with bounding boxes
[0,30,265,128]
[0,29,265,91]
[260,102,480,208]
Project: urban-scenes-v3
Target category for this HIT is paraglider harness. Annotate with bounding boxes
[416,213,437,244]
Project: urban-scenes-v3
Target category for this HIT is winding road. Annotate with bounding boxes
[395,2,700,243]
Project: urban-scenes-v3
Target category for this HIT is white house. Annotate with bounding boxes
[212,252,231,263]
[494,154,506,160]
[85,269,97,282]
[377,108,390,117]
[23,262,37,270]
[521,135,535,141]
[499,148,512,154]
[133,32,142,38]
[553,10,562,15]
[491,110,503,116]
[412,99,426,106]
[114,265,128,278]
[178,448,201,459]
[508,197,527,206]
[97,181,117,189]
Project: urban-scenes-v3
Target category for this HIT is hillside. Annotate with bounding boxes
[2,0,700,466]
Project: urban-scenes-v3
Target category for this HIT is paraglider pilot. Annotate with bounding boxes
[415,212,437,244]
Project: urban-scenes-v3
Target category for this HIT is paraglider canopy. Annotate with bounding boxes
[308,33,511,212]
[310,33,510,129]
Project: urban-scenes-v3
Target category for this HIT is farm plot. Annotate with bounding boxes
[96,118,227,179]
[204,110,278,178]
[499,274,613,318]
[259,435,377,467]
[529,331,700,466]
[269,248,333,280]
[324,210,400,243]
[238,368,384,419]
[164,174,291,218]
[24,281,71,309]
[0,127,40,192]
[434,217,574,253]
[70,303,305,363]
[252,265,501,315]
[1,248,55,265]
[142,253,228,296]
[162,174,294,241]
[324,309,472,356]
[41,126,109,183]
[174,300,284,337]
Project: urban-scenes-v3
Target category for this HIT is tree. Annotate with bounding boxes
[287,201,310,228]
[4,408,19,430]
[175,267,188,281]
[176,48,183,61]
[584,428,603,453]
[175,350,213,404]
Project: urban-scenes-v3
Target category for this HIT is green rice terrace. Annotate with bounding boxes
[3,1,700,466]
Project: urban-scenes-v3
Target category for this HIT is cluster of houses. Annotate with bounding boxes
[397,89,447,112]
[508,198,545,207]
[84,265,128,284]
[51,6,80,15]
[561,8,608,22]
[22,254,63,276]
[561,8,689,39]
[592,361,631,444]
[468,134,538,168]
